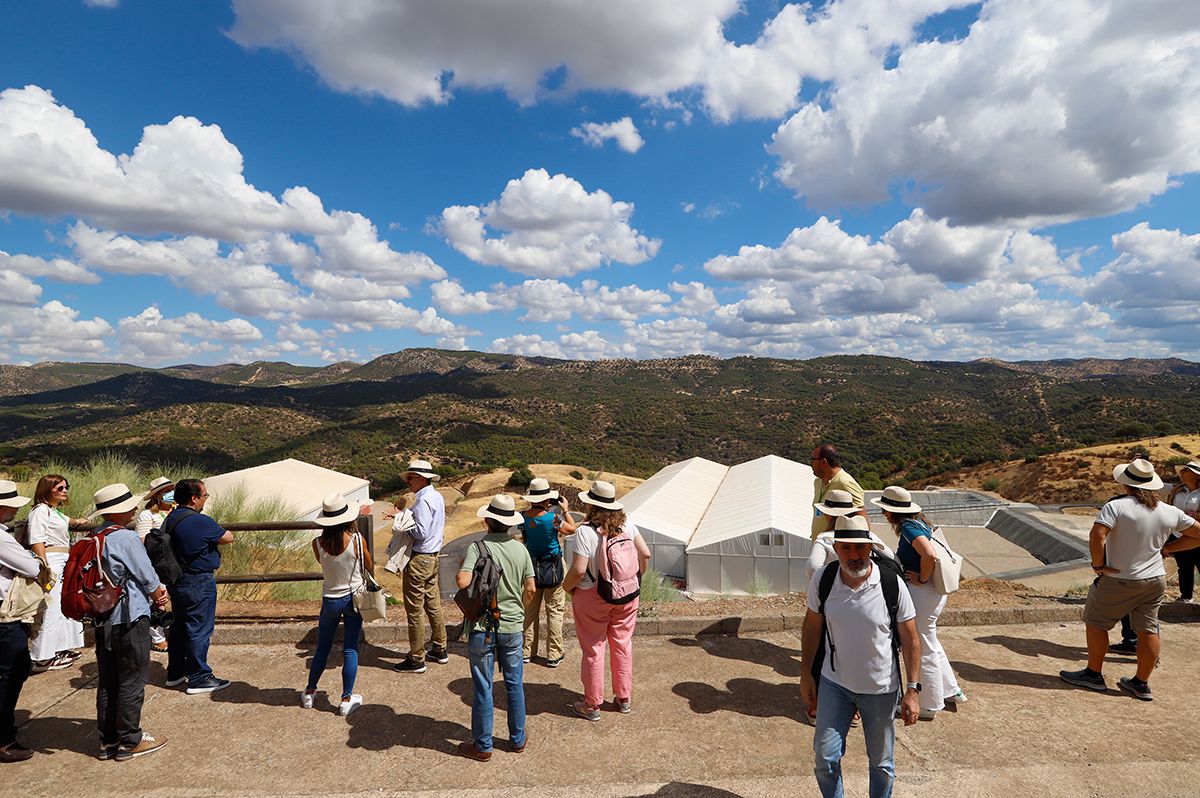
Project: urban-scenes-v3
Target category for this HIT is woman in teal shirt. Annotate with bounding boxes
[519,478,576,667]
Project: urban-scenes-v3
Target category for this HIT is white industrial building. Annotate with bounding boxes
[202,458,371,522]
[624,454,816,595]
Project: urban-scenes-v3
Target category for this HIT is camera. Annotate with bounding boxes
[150,608,174,629]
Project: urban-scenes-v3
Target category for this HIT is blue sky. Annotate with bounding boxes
[1,0,1197,365]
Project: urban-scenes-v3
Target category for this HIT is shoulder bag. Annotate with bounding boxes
[351,533,388,622]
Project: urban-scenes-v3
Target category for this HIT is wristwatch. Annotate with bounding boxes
[906,682,922,693]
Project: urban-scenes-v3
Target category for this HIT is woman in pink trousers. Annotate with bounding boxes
[562,481,650,721]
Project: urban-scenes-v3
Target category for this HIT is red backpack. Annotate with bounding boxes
[595,526,642,605]
[61,525,125,623]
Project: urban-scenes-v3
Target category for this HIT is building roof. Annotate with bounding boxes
[622,457,729,543]
[203,458,370,519]
[686,454,815,551]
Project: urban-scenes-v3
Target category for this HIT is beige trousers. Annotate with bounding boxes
[402,552,447,662]
[522,583,567,661]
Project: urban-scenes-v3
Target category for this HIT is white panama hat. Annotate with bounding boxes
[870,485,922,514]
[314,492,360,527]
[832,514,875,544]
[578,480,623,511]
[94,483,139,515]
[1175,461,1200,478]
[815,488,860,517]
[0,480,31,509]
[1113,458,1164,491]
[477,494,522,526]
[404,459,441,482]
[521,477,559,504]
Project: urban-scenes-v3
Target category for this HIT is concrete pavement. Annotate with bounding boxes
[8,620,1200,797]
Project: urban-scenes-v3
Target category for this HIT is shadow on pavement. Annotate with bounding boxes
[345,704,468,753]
[669,634,804,678]
[624,782,743,797]
[673,678,804,721]
[446,677,579,717]
[15,711,97,756]
[951,660,1078,691]
[974,634,1088,660]
[211,680,311,707]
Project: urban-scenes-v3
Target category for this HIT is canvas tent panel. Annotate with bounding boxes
[650,542,686,580]
[203,458,371,521]
[623,457,729,544]
[720,556,754,596]
[686,554,722,595]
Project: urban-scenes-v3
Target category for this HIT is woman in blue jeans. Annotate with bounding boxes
[301,494,370,717]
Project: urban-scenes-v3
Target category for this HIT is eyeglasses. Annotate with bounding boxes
[55,484,70,491]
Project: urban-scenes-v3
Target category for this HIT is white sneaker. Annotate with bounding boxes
[339,694,363,717]
[1178,597,1195,604]
[301,690,315,709]
[945,689,969,704]
[918,708,937,721]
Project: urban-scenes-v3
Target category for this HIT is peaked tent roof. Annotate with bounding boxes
[686,454,815,551]
[203,458,370,519]
[622,456,729,543]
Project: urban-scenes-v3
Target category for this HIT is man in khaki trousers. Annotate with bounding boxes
[394,460,448,673]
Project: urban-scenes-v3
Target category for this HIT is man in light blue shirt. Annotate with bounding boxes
[395,460,449,673]
[91,483,169,761]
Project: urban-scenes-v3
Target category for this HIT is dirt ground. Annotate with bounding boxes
[9,620,1200,797]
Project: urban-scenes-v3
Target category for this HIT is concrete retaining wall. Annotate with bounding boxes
[986,508,1090,564]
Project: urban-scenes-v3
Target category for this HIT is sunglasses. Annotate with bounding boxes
[55,484,70,491]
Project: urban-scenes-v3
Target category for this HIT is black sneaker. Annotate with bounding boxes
[545,657,563,668]
[1059,668,1107,691]
[394,658,427,673]
[1118,677,1153,701]
[427,647,449,665]
[186,676,231,695]
[1109,640,1138,655]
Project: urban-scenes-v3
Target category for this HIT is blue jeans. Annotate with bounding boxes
[167,571,217,687]
[306,594,362,697]
[813,676,899,798]
[467,630,525,753]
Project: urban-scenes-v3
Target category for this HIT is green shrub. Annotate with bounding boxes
[982,478,1001,492]
[637,569,682,616]
[1170,442,1186,452]
[747,573,773,597]
[506,467,534,488]
[569,470,584,480]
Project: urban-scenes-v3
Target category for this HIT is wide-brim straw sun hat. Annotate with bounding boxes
[578,480,623,511]
[146,476,174,499]
[832,514,875,544]
[0,480,31,509]
[94,483,140,515]
[1175,461,1200,478]
[521,477,559,504]
[477,494,522,526]
[815,488,860,517]
[314,492,360,527]
[404,459,441,482]
[871,485,922,514]
[1113,458,1164,491]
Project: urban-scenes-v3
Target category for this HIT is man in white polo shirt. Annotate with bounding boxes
[800,515,922,798]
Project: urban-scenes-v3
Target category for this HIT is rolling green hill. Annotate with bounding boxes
[1,350,1197,492]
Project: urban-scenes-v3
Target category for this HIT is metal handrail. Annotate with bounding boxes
[215,515,374,584]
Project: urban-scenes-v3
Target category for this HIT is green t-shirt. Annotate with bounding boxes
[460,533,534,634]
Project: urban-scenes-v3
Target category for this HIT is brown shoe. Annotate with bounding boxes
[457,740,492,761]
[512,735,527,753]
[0,743,34,763]
[115,733,167,761]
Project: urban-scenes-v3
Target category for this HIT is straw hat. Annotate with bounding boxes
[521,477,559,504]
[94,483,139,515]
[146,476,174,499]
[477,494,522,526]
[1113,458,1164,491]
[0,480,31,509]
[815,488,860,517]
[314,492,359,527]
[578,480,623,511]
[832,514,875,544]
[404,459,441,483]
[1175,461,1200,478]
[871,486,922,514]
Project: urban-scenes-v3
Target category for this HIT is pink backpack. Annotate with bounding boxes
[595,525,641,605]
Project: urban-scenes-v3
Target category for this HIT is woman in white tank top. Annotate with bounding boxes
[301,494,370,717]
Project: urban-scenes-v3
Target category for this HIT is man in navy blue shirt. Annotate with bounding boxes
[164,479,233,694]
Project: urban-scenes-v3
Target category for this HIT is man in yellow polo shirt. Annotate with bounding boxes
[811,444,864,540]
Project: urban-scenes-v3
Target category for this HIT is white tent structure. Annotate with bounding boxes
[203,458,371,522]
[685,454,816,595]
[622,457,728,580]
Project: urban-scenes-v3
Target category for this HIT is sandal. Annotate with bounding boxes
[151,641,169,653]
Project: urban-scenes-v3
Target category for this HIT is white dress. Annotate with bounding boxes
[27,503,85,660]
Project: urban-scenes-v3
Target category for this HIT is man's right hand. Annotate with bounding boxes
[800,674,817,716]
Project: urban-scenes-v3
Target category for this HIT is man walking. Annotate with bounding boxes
[456,495,535,761]
[800,515,922,798]
[91,483,170,760]
[395,460,449,673]
[811,444,864,540]
[165,479,233,694]
[0,481,40,763]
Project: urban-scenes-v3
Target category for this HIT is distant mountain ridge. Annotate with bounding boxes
[2,350,1197,491]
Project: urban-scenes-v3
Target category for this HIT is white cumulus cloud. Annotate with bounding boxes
[571,117,644,153]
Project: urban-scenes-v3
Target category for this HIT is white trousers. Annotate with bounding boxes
[908,580,961,712]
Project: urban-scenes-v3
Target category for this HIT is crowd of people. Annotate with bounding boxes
[0,449,1198,798]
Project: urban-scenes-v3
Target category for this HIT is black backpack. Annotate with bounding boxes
[144,514,184,588]
[810,556,903,683]
[454,541,503,629]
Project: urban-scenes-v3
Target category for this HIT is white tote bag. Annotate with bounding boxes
[351,533,388,622]
[928,526,962,595]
